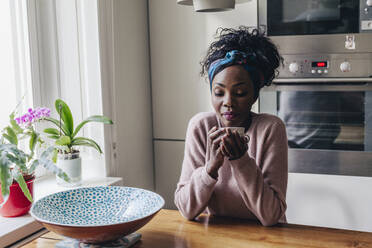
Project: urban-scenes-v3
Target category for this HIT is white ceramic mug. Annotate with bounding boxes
[224,127,245,136]
[222,127,250,143]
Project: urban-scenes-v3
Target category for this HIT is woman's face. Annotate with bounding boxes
[211,65,255,127]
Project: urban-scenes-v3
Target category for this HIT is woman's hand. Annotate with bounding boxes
[220,129,249,160]
[206,126,226,179]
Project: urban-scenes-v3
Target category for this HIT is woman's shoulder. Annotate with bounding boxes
[251,112,285,130]
[188,112,218,130]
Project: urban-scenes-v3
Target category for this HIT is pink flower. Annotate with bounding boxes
[21,114,29,125]
[14,107,51,127]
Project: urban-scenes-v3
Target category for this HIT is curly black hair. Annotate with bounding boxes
[201,26,282,91]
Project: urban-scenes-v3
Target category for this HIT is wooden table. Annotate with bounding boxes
[22,209,372,248]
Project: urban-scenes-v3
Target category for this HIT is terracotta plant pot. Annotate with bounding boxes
[0,175,35,217]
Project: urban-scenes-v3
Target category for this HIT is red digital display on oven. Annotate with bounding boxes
[317,62,326,67]
[311,61,328,68]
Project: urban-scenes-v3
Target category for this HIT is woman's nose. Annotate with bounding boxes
[223,93,233,107]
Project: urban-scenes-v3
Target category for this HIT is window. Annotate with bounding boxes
[0,0,33,129]
[1,0,110,178]
[0,2,116,246]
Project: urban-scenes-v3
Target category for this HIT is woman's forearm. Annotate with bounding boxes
[174,166,217,220]
[230,155,287,226]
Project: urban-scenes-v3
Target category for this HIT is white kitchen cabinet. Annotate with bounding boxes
[99,0,154,189]
[154,140,185,209]
[287,173,372,232]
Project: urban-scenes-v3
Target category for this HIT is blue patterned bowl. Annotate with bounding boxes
[30,186,164,243]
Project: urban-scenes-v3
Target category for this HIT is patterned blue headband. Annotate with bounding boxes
[208,50,263,96]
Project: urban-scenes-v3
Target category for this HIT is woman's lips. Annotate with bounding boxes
[222,112,238,121]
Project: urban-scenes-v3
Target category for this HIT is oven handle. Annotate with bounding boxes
[273,78,372,83]
[265,78,372,91]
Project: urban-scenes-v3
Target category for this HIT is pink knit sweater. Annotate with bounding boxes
[174,112,288,226]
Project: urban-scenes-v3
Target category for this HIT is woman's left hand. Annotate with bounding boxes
[220,129,249,160]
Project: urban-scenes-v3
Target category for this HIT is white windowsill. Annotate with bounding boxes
[0,176,123,247]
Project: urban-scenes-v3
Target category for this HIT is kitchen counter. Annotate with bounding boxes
[22,209,372,248]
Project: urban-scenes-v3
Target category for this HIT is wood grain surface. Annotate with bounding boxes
[22,209,372,248]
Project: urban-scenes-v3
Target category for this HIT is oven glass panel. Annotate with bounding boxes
[268,0,359,36]
[277,91,366,151]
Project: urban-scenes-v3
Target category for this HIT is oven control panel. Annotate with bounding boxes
[278,54,372,78]
[361,0,372,32]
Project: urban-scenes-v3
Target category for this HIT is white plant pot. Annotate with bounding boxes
[56,152,82,187]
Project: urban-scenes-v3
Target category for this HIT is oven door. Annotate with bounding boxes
[259,79,372,177]
[263,0,359,36]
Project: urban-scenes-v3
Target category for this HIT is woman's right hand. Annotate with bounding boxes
[206,126,226,179]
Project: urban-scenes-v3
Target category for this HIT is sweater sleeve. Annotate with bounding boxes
[174,115,217,220]
[229,120,288,226]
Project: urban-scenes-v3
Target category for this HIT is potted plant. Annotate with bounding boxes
[43,99,113,186]
[0,108,69,217]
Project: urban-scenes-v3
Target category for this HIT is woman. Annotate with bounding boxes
[174,27,288,226]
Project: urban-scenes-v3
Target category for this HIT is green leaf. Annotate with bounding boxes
[71,137,102,153]
[44,128,60,136]
[18,134,29,140]
[40,146,56,160]
[0,144,27,165]
[72,115,113,138]
[55,136,71,146]
[52,148,58,163]
[6,154,28,174]
[29,131,39,157]
[3,134,14,145]
[12,170,32,203]
[48,135,60,140]
[0,153,13,207]
[39,147,58,164]
[5,127,18,145]
[9,112,23,134]
[28,159,39,174]
[38,156,70,183]
[43,117,70,136]
[55,99,74,136]
[37,137,44,145]
[28,147,69,182]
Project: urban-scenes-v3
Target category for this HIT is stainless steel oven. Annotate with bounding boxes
[259,0,372,36]
[258,0,372,55]
[259,52,372,177]
[258,0,372,177]
[255,1,372,234]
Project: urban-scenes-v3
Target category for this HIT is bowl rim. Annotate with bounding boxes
[30,186,165,227]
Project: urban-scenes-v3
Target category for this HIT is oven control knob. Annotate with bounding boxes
[340,61,351,72]
[367,0,372,7]
[289,62,299,73]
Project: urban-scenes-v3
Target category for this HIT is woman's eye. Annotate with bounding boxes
[235,91,247,97]
[214,91,224,96]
